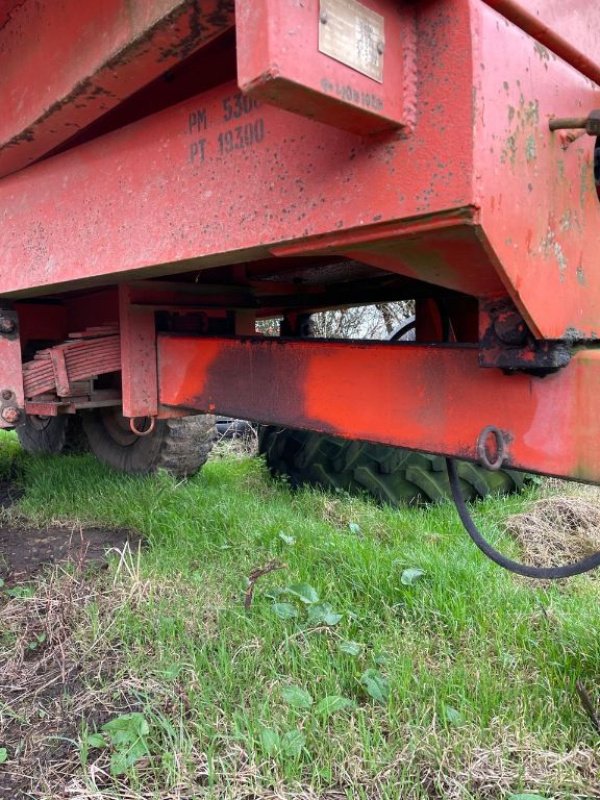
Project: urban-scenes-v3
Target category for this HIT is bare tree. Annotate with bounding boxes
[310,301,414,340]
[256,301,414,340]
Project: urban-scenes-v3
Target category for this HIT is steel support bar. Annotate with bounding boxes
[0,308,24,429]
[119,286,158,418]
[484,0,600,86]
[157,335,600,484]
[0,0,235,178]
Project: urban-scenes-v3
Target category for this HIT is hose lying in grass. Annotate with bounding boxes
[446,459,600,579]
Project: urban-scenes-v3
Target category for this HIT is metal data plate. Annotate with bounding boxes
[319,0,385,83]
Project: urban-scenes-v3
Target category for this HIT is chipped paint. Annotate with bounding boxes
[0,0,235,179]
[501,133,517,165]
[559,210,573,232]
[539,229,567,281]
[533,41,550,62]
[580,158,593,208]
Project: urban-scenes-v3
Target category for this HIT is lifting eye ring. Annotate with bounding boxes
[129,416,156,437]
[476,425,506,471]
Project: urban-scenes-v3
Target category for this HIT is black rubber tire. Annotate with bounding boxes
[17,414,89,455]
[81,410,216,477]
[259,426,527,505]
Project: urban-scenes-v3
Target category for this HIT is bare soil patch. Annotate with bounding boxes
[0,555,145,799]
[0,525,139,583]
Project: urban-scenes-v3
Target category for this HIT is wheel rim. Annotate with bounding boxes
[99,409,152,447]
[29,415,53,432]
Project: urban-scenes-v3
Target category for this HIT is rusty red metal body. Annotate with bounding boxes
[0,0,235,178]
[0,0,599,483]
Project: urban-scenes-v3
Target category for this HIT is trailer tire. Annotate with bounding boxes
[259,426,527,505]
[82,410,216,477]
[17,414,89,455]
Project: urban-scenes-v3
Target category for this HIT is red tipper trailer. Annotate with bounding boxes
[1,0,600,576]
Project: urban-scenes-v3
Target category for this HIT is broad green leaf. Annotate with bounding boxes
[374,652,390,666]
[508,795,549,800]
[264,587,284,600]
[401,568,425,586]
[283,583,320,604]
[314,695,355,717]
[0,748,7,764]
[360,669,390,704]
[339,640,362,656]
[279,532,296,545]
[259,727,280,755]
[86,733,108,749]
[110,751,128,776]
[124,738,149,768]
[102,711,149,736]
[281,685,314,709]
[307,603,342,626]
[102,712,149,747]
[6,586,35,599]
[272,602,299,620]
[281,730,305,756]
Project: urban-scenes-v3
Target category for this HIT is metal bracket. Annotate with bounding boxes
[0,306,24,427]
[479,298,571,374]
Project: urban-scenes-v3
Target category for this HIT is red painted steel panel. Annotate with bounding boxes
[0,0,235,178]
[0,1,20,26]
[119,286,158,418]
[0,7,476,296]
[157,335,600,483]
[236,0,413,134]
[0,0,598,341]
[473,2,600,339]
[485,0,600,86]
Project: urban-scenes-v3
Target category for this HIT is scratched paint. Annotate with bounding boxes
[0,0,599,343]
[474,0,600,339]
[157,335,600,484]
[0,0,235,179]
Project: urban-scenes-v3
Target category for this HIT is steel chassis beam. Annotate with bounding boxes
[158,335,600,484]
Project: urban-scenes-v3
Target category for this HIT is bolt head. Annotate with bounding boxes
[0,317,16,334]
[494,312,528,346]
[320,10,328,23]
[1,390,13,401]
[1,406,20,425]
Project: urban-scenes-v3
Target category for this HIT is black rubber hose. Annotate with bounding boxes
[389,317,416,342]
[446,458,600,579]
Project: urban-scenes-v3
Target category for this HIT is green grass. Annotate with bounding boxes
[1,435,600,798]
